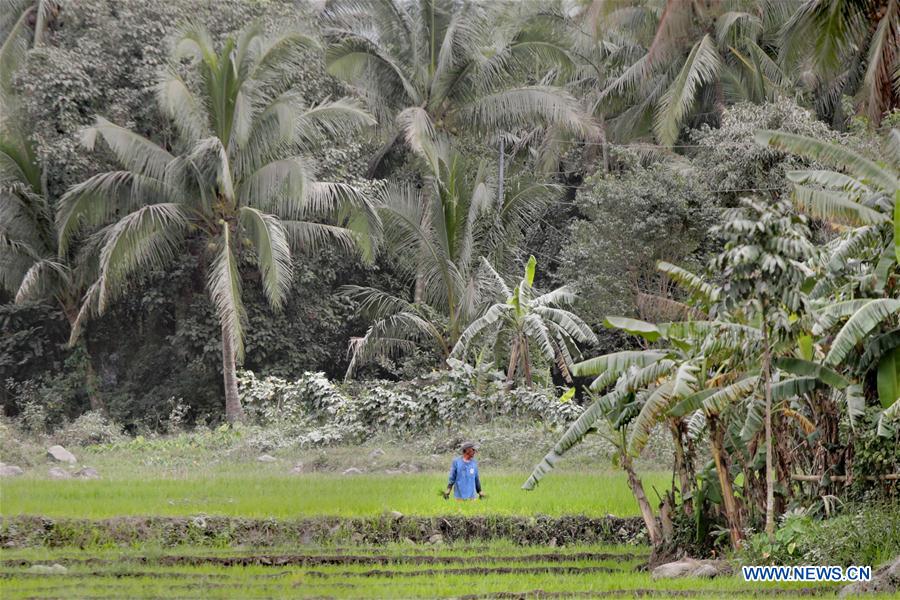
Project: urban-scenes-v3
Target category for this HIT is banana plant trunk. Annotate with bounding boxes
[506,337,520,387]
[622,451,662,546]
[709,415,743,548]
[669,418,693,515]
[222,324,244,423]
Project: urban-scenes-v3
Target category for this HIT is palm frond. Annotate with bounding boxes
[456,85,599,139]
[207,226,247,362]
[238,207,292,309]
[654,34,721,147]
[95,203,188,312]
[56,171,174,257]
[79,117,175,181]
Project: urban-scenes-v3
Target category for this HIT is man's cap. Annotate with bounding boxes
[461,441,479,452]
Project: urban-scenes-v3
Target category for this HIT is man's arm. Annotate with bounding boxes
[475,472,483,498]
[444,461,457,499]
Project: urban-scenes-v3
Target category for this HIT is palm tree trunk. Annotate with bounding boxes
[33,1,47,48]
[413,177,434,304]
[762,320,776,543]
[622,451,661,546]
[709,415,743,548]
[222,324,243,424]
[62,303,104,412]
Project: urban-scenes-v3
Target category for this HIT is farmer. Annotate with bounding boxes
[443,442,484,500]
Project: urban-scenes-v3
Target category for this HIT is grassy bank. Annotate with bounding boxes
[1,472,671,519]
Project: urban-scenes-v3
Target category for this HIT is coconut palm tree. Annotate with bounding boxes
[450,255,597,387]
[1,0,106,409]
[780,0,900,125]
[58,22,378,423]
[589,0,796,146]
[324,0,598,175]
[343,140,553,378]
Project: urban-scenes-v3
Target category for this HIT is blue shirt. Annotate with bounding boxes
[448,457,481,499]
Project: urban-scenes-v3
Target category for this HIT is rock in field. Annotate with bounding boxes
[342,467,363,475]
[290,462,304,474]
[47,445,77,464]
[652,558,732,579]
[368,448,385,460]
[28,564,67,574]
[48,467,71,480]
[73,467,100,479]
[0,464,24,477]
[428,533,444,545]
[257,454,277,463]
[840,555,900,597]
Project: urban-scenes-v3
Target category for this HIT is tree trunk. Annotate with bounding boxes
[522,339,532,387]
[622,452,662,546]
[63,304,104,413]
[709,415,743,548]
[669,418,693,515]
[413,177,434,304]
[84,357,103,412]
[33,1,47,48]
[505,338,519,386]
[222,324,243,424]
[762,322,776,543]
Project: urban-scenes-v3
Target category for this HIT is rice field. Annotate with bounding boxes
[0,472,672,519]
[0,543,842,599]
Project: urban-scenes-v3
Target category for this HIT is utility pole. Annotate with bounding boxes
[497,137,505,204]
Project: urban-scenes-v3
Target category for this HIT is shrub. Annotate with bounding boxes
[739,501,900,567]
[53,411,125,447]
[799,501,900,567]
[236,362,583,449]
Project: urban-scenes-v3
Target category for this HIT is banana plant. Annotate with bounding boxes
[450,256,597,387]
[757,129,900,431]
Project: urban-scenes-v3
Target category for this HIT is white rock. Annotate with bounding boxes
[0,465,24,477]
[652,559,700,579]
[47,445,77,464]
[290,462,304,474]
[389,510,404,520]
[428,533,444,545]
[368,448,385,460]
[257,454,277,463]
[652,558,731,580]
[28,564,67,574]
[692,564,719,578]
[342,467,363,475]
[48,467,71,480]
